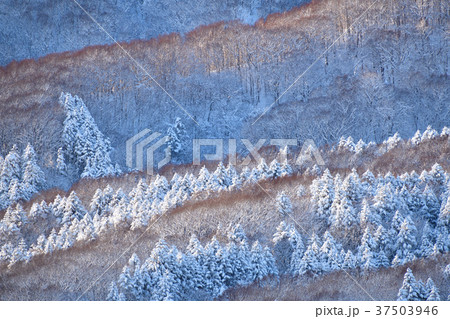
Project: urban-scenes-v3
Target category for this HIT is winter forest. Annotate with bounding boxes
[0,0,449,302]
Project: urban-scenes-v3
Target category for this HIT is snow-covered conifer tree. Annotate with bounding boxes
[239,167,251,184]
[441,127,450,138]
[421,126,438,141]
[276,192,293,217]
[29,202,48,220]
[383,132,401,152]
[21,144,45,200]
[76,214,96,242]
[296,185,306,197]
[273,221,295,274]
[427,286,441,301]
[256,158,270,180]
[359,198,381,230]
[429,163,447,191]
[436,201,449,247]
[424,278,440,301]
[331,194,358,239]
[373,182,396,221]
[8,178,23,204]
[355,139,366,154]
[280,157,293,177]
[212,162,229,191]
[59,92,117,178]
[297,233,322,275]
[268,159,283,179]
[419,222,435,257]
[423,185,440,226]
[319,231,341,272]
[166,117,186,155]
[227,223,248,244]
[360,245,378,272]
[397,268,425,301]
[107,282,126,301]
[1,145,21,183]
[311,169,334,222]
[342,168,362,202]
[56,147,67,175]
[229,172,242,191]
[392,216,417,265]
[249,241,270,283]
[358,226,376,257]
[194,166,210,193]
[90,188,105,216]
[411,130,422,146]
[62,191,87,224]
[342,250,357,269]
[361,169,376,197]
[290,233,305,275]
[373,225,391,265]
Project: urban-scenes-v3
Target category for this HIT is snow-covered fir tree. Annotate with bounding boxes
[421,126,439,141]
[319,231,341,272]
[62,191,88,224]
[0,145,22,208]
[383,132,401,152]
[330,193,358,240]
[268,159,283,179]
[107,282,126,301]
[276,192,293,218]
[397,268,429,301]
[21,144,45,200]
[359,198,381,230]
[273,221,296,274]
[310,169,334,223]
[423,185,440,227]
[256,158,270,181]
[59,92,118,178]
[419,222,436,258]
[373,182,397,221]
[392,216,417,266]
[410,130,422,146]
[56,147,67,175]
[342,250,357,269]
[296,233,322,276]
[166,117,186,155]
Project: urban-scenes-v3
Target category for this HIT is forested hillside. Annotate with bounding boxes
[0,0,448,302]
[0,0,306,66]
[0,129,449,300]
[1,0,448,178]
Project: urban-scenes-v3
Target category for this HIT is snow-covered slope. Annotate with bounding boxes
[1,132,449,300]
[0,0,448,185]
[0,0,307,66]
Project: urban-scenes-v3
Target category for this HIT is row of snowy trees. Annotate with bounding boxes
[1,156,448,272]
[268,162,449,281]
[108,225,277,301]
[58,92,120,178]
[309,164,449,263]
[0,156,292,268]
[0,144,45,210]
[1,159,448,299]
[0,92,122,212]
[271,215,448,279]
[397,268,444,301]
[336,125,450,154]
[109,219,449,301]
